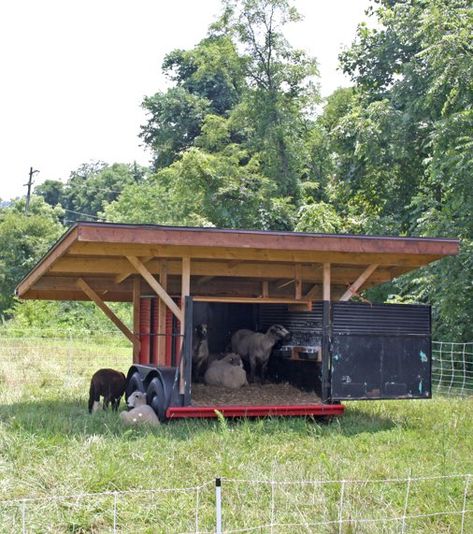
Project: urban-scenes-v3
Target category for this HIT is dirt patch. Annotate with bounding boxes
[191,382,321,406]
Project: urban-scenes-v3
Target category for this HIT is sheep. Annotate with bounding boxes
[88,368,126,414]
[192,323,210,382]
[204,353,248,389]
[231,324,291,383]
[120,391,160,427]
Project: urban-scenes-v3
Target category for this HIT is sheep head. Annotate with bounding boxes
[221,353,243,368]
[127,391,147,408]
[195,323,208,339]
[267,324,291,341]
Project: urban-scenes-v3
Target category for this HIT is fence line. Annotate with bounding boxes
[1,474,471,533]
[1,336,473,396]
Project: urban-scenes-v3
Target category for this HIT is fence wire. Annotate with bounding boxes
[432,341,473,397]
[0,474,471,533]
[1,335,473,397]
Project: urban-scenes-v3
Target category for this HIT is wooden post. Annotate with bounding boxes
[262,281,269,298]
[295,264,302,300]
[157,261,168,365]
[323,263,331,301]
[321,263,331,403]
[132,276,141,363]
[180,257,191,394]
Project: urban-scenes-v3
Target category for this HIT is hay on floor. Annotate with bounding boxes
[191,382,321,406]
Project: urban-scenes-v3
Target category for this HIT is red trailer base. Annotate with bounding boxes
[166,403,344,419]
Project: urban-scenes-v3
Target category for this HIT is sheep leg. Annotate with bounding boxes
[249,354,257,383]
[88,382,99,414]
[111,397,121,411]
[260,359,269,385]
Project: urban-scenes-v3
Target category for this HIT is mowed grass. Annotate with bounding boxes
[0,338,472,532]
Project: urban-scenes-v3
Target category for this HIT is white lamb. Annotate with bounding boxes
[204,353,248,389]
[120,391,160,427]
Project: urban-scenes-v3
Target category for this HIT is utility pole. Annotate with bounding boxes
[24,167,39,213]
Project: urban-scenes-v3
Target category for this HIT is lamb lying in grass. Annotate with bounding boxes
[120,391,160,427]
[204,353,248,389]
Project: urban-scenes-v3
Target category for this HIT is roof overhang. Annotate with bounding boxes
[15,222,459,304]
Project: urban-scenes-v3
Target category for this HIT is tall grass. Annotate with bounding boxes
[0,337,472,532]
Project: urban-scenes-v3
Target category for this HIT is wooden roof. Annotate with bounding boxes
[15,222,459,304]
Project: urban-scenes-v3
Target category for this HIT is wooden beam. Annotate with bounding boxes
[68,242,446,267]
[16,226,79,297]
[75,223,459,257]
[277,279,295,289]
[127,255,182,322]
[76,278,138,345]
[295,264,302,300]
[132,277,141,362]
[323,263,331,301]
[340,264,379,301]
[115,256,153,284]
[193,296,312,307]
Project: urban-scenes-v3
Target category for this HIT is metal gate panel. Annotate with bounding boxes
[331,303,431,400]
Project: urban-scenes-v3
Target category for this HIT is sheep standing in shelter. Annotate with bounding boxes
[204,353,248,389]
[88,368,126,413]
[192,323,209,382]
[120,391,160,426]
[231,324,291,383]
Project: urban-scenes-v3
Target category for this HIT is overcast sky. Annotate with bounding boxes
[0,0,371,201]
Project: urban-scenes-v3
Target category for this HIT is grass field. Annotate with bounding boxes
[0,337,472,533]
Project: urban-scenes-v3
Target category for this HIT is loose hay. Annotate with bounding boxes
[191,382,321,406]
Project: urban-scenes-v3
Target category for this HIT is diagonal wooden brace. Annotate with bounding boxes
[127,255,183,322]
[76,278,139,347]
[340,264,379,301]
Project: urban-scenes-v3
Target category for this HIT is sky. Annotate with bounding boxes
[0,0,371,201]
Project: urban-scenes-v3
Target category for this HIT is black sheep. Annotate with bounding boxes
[88,368,126,413]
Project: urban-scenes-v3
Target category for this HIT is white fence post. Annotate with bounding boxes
[461,474,471,534]
[401,472,411,534]
[21,500,26,534]
[215,478,222,534]
[338,479,345,534]
[113,491,118,534]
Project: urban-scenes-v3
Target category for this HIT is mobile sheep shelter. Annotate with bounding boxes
[16,222,459,421]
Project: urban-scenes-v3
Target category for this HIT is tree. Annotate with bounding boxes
[0,197,64,315]
[214,0,319,197]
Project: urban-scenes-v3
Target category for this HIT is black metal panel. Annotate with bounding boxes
[333,302,431,336]
[331,303,431,400]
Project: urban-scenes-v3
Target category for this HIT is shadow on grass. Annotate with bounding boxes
[0,397,397,440]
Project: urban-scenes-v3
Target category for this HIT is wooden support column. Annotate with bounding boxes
[340,264,379,301]
[132,276,141,363]
[76,278,138,346]
[180,256,191,394]
[295,264,302,300]
[126,255,182,322]
[262,281,269,298]
[321,263,331,403]
[323,263,331,301]
[157,262,168,365]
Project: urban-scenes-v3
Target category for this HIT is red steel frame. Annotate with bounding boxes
[166,403,344,419]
